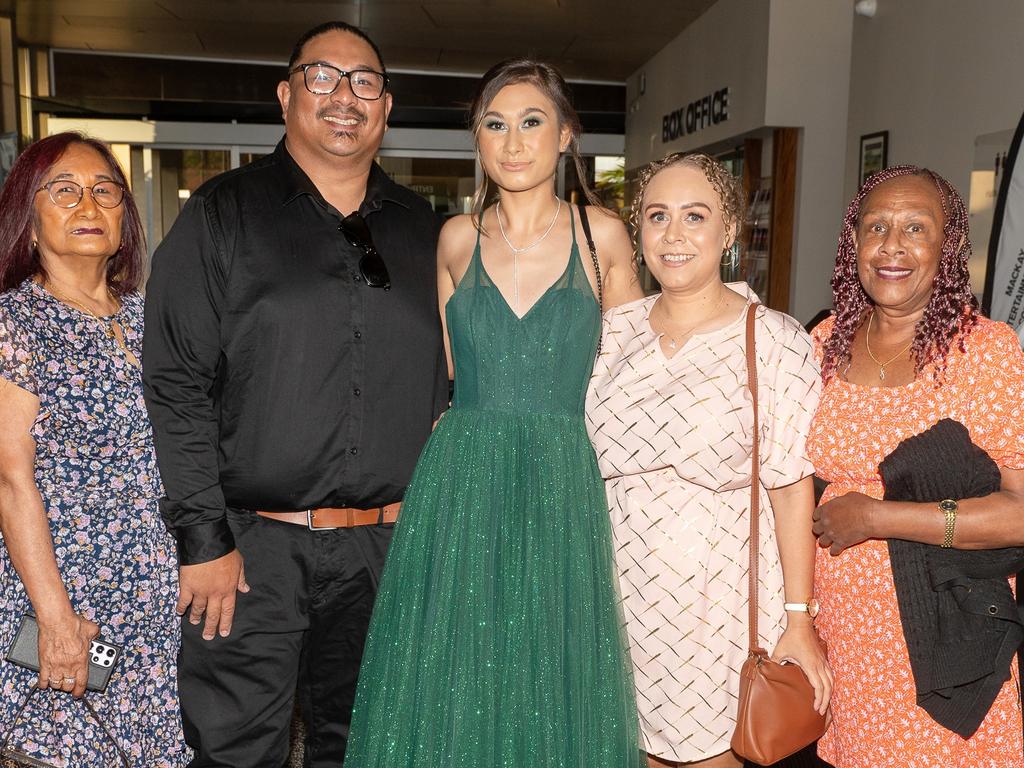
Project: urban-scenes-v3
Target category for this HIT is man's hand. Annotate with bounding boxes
[177,550,249,640]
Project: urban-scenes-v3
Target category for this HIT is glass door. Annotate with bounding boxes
[377,156,476,219]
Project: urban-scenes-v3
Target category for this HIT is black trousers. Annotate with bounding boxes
[179,509,392,768]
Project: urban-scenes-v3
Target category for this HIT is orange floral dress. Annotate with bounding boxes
[809,316,1024,768]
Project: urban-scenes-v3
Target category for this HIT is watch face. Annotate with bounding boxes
[939,499,958,512]
[807,599,820,618]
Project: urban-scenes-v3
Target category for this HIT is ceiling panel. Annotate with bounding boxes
[13,0,718,79]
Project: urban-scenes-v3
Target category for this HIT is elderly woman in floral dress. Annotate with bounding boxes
[0,132,189,765]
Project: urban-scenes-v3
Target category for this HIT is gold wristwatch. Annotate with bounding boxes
[783,599,819,618]
[939,498,958,548]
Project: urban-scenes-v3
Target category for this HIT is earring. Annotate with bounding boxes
[30,240,37,251]
[720,244,739,272]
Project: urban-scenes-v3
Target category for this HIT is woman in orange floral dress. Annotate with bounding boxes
[808,165,1024,768]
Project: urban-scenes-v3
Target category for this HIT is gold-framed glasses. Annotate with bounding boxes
[36,180,125,209]
[289,63,388,99]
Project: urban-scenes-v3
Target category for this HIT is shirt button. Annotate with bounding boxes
[353,387,361,396]
[350,447,358,455]
[354,329,362,339]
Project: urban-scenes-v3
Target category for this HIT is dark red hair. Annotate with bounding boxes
[821,165,978,383]
[0,132,145,295]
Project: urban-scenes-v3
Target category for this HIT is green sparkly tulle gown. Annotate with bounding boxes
[344,209,642,768]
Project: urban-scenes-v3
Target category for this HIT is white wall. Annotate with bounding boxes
[767,0,853,320]
[845,1,1024,214]
[625,0,770,166]
[626,0,853,322]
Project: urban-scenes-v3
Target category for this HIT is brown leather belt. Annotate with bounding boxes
[256,503,400,530]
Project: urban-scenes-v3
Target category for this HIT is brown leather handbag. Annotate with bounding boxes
[730,304,828,766]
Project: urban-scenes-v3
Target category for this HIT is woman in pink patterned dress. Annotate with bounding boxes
[586,152,831,768]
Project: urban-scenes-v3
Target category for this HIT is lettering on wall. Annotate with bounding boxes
[661,88,730,142]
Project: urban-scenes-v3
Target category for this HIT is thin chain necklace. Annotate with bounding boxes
[656,291,726,351]
[496,198,562,313]
[864,310,914,381]
[45,281,131,356]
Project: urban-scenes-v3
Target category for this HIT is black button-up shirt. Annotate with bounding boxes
[143,140,447,565]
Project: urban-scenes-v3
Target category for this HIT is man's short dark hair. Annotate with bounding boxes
[287,21,386,74]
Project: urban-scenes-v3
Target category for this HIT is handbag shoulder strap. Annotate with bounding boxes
[576,204,604,316]
[80,696,130,767]
[577,204,604,356]
[745,302,761,653]
[1,686,130,768]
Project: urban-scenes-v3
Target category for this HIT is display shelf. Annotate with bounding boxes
[739,179,772,297]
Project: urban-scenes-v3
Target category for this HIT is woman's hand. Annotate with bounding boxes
[771,621,833,714]
[36,611,99,698]
[812,492,876,555]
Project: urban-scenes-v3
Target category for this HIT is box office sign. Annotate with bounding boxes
[661,88,730,143]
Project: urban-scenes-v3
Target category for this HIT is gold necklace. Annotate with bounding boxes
[45,281,131,356]
[864,311,914,381]
[656,292,726,351]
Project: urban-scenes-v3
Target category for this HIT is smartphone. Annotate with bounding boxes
[5,614,122,693]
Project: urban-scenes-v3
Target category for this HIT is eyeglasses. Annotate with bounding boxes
[289,63,388,100]
[36,179,125,209]
[339,212,390,289]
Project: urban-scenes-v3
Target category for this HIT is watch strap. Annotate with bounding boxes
[940,499,958,548]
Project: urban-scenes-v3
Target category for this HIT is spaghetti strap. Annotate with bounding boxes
[470,213,486,277]
[566,205,579,280]
[453,215,485,293]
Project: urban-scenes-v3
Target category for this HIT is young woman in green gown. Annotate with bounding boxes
[343,59,644,767]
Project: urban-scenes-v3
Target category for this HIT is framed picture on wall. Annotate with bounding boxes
[859,131,889,186]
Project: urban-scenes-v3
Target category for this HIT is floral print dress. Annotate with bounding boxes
[0,279,190,767]
[809,315,1024,768]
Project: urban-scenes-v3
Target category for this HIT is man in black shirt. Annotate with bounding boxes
[143,21,447,767]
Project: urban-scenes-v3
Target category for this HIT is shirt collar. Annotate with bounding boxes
[275,138,410,214]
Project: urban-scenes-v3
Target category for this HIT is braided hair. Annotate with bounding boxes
[628,152,744,265]
[821,165,978,384]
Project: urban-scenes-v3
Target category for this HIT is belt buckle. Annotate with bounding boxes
[306,509,341,531]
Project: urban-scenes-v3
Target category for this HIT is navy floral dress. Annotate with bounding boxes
[0,279,189,767]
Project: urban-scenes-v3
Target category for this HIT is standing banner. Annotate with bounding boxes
[983,109,1024,344]
[981,110,1024,746]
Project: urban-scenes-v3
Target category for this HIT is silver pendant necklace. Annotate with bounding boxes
[496,198,562,313]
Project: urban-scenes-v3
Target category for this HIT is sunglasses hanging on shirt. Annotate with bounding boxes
[339,211,391,289]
